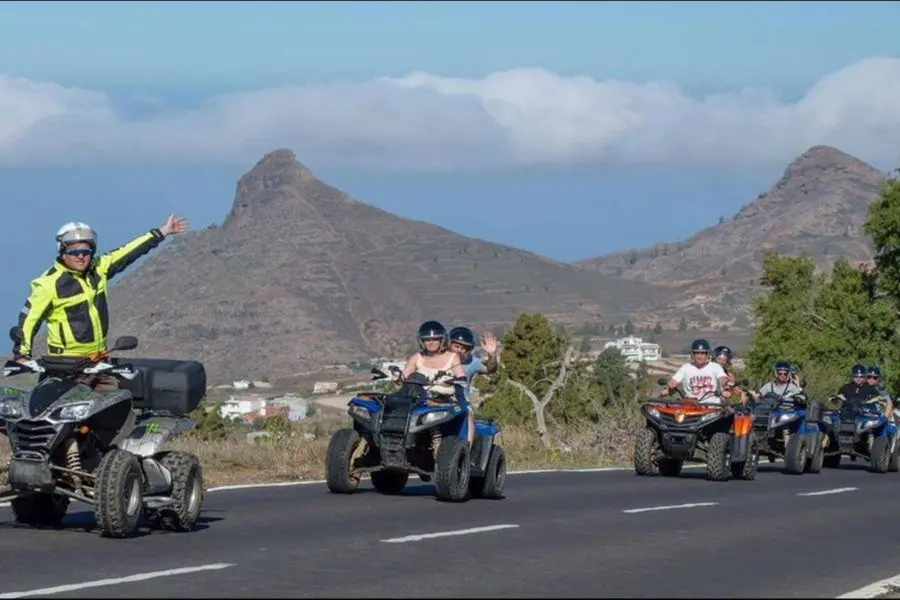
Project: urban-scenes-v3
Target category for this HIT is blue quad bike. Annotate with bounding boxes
[819,395,900,473]
[750,391,825,475]
[325,368,507,502]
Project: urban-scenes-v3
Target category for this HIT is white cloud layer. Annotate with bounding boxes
[1,57,900,171]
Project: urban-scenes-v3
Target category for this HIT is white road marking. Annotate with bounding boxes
[797,487,858,497]
[381,524,519,543]
[837,571,900,598]
[0,563,236,598]
[623,502,719,514]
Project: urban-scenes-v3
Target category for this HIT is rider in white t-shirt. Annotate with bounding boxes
[660,338,730,404]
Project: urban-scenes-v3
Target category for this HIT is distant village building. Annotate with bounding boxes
[603,335,662,363]
[313,381,339,394]
[219,395,267,420]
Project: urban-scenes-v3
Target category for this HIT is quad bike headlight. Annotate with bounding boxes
[57,402,91,421]
[348,404,371,420]
[770,413,799,427]
[647,408,660,419]
[859,418,881,432]
[419,410,452,427]
[0,399,22,418]
[699,412,719,423]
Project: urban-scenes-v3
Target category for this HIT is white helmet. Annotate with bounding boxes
[56,221,98,254]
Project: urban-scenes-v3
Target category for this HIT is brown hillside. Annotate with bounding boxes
[106,150,663,383]
[574,145,888,329]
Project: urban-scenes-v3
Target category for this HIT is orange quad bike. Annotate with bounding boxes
[633,377,759,482]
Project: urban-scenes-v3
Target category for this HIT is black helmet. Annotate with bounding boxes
[867,365,882,378]
[417,320,448,353]
[690,339,711,354]
[448,326,476,350]
[713,345,732,361]
[773,361,791,373]
[851,364,866,377]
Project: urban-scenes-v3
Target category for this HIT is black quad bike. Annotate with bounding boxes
[634,377,759,482]
[0,327,207,538]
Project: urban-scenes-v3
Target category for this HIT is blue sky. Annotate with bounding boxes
[0,1,899,321]
[1,1,898,96]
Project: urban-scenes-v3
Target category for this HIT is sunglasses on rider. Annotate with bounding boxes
[63,248,93,257]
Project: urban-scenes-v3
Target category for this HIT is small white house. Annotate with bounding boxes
[219,396,267,419]
[603,335,662,363]
[313,381,339,394]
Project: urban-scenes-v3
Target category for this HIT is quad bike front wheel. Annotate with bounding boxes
[634,428,659,476]
[325,428,365,494]
[94,448,144,538]
[783,433,808,475]
[434,436,471,502]
[11,492,69,528]
[470,444,507,499]
[145,451,204,532]
[869,436,891,473]
[706,432,732,482]
[889,437,900,473]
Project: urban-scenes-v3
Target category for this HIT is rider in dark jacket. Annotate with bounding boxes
[836,364,879,408]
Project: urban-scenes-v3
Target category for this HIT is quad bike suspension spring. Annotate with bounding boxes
[430,429,442,460]
[64,437,83,493]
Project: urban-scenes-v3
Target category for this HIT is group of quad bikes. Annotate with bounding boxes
[9,323,895,537]
[634,376,900,481]
[0,327,503,545]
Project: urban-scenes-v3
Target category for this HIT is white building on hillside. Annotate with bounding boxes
[219,395,268,419]
[313,381,339,394]
[603,335,661,363]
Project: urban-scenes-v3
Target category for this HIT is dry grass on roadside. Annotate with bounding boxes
[0,408,646,489]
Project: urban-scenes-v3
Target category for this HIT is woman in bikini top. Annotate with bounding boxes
[401,320,465,395]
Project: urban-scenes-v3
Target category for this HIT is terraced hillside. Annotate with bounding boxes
[106,149,666,383]
[575,145,888,330]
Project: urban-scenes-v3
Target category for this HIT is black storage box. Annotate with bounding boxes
[115,358,207,415]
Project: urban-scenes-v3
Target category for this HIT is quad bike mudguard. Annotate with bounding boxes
[117,415,195,458]
[729,412,755,463]
[117,415,196,495]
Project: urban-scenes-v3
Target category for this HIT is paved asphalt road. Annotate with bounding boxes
[0,462,898,598]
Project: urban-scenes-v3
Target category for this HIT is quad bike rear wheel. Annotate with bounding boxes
[804,434,825,474]
[889,437,900,473]
[11,493,69,528]
[94,448,144,538]
[469,444,507,499]
[145,451,204,532]
[730,431,759,481]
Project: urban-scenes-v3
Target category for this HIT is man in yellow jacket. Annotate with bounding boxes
[12,215,189,391]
